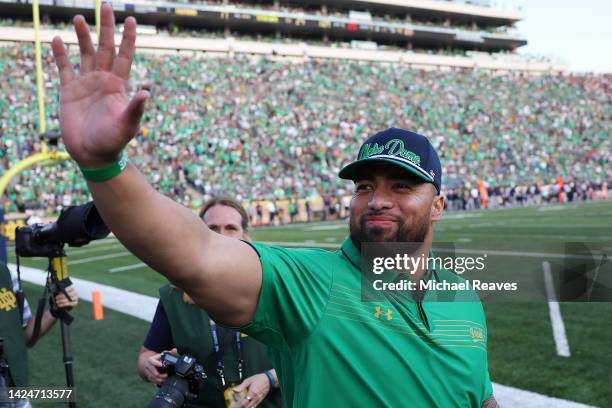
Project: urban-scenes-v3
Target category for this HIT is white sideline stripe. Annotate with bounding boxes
[109,263,147,273]
[7,264,595,408]
[542,261,571,357]
[7,264,157,322]
[67,251,133,265]
[86,237,118,245]
[492,383,595,408]
[67,243,124,255]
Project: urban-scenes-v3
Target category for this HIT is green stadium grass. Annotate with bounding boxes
[9,200,612,406]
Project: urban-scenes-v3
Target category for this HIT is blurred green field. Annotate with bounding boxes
[9,200,612,407]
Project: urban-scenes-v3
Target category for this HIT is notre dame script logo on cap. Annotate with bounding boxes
[359,139,421,165]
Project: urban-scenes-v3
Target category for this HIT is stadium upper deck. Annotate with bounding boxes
[1,0,525,52]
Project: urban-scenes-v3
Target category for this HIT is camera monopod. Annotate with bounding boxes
[15,202,110,407]
[31,244,75,407]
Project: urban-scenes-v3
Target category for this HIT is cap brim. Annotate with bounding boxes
[338,157,434,184]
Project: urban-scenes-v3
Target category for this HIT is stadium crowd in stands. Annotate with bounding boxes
[1,43,609,217]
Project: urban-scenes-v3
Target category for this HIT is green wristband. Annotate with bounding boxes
[79,151,129,182]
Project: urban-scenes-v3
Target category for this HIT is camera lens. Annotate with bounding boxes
[148,376,190,408]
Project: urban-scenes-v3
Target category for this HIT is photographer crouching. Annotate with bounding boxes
[0,261,78,408]
[137,198,282,408]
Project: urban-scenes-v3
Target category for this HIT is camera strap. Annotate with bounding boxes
[28,283,49,348]
[207,321,243,388]
[14,255,25,326]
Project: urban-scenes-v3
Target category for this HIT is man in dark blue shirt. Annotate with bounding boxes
[137,198,281,408]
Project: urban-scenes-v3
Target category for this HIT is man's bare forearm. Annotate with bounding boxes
[24,310,57,346]
[87,164,208,283]
[86,164,262,325]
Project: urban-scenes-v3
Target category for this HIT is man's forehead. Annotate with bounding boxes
[203,204,242,225]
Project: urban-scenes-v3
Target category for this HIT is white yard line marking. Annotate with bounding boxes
[67,251,133,265]
[109,263,147,273]
[8,243,123,263]
[67,243,124,255]
[542,261,571,357]
[86,237,118,245]
[9,263,157,322]
[492,383,594,408]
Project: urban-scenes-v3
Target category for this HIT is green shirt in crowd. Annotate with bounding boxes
[240,238,493,407]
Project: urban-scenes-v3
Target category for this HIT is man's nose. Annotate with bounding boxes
[368,187,393,210]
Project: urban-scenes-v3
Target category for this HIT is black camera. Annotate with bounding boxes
[148,352,207,408]
[15,202,110,258]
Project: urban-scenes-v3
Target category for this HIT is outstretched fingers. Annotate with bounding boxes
[113,16,137,80]
[51,36,74,85]
[94,3,116,71]
[73,15,96,73]
[120,89,150,140]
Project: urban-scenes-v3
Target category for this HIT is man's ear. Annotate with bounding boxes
[430,194,445,222]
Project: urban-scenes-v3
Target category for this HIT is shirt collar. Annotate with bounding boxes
[340,237,361,270]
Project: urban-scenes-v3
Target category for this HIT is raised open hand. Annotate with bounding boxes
[52,3,148,168]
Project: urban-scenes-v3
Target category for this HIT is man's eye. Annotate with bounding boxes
[394,183,412,190]
[355,184,372,192]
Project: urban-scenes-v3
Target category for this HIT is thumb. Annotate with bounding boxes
[120,89,149,140]
[169,348,178,355]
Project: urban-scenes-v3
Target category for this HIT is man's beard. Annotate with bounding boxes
[349,211,430,249]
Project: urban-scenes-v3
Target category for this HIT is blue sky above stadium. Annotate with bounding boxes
[505,0,611,72]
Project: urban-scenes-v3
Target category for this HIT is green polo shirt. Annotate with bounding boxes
[241,238,493,407]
